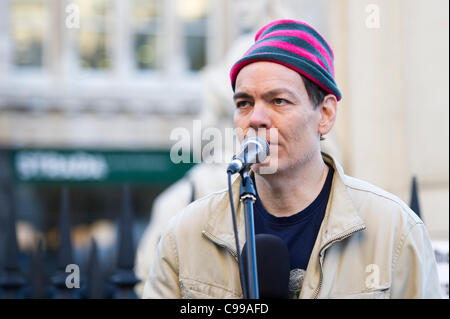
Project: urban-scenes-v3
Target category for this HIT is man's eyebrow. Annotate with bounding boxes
[233,92,253,101]
[261,88,298,101]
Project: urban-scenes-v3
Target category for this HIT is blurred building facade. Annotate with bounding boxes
[0,0,448,293]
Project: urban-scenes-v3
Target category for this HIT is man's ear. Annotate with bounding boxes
[318,94,337,136]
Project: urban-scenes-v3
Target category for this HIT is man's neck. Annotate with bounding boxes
[254,151,329,217]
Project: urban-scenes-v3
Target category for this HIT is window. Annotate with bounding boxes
[177,0,208,71]
[11,0,47,68]
[75,0,112,70]
[132,0,160,70]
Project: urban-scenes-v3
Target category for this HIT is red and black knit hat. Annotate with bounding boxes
[230,19,342,101]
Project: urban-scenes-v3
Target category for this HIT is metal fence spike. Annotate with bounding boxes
[410,176,422,220]
[109,185,139,299]
[57,187,74,269]
[50,187,78,298]
[0,187,27,298]
[30,239,47,298]
[87,239,104,299]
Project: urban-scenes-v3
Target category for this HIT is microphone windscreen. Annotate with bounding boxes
[241,233,290,299]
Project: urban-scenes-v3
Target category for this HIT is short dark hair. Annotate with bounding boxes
[301,75,327,109]
[301,75,327,140]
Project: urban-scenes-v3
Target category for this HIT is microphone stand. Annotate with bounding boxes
[239,168,259,299]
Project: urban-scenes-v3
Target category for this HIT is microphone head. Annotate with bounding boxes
[227,136,270,174]
[241,136,270,164]
[241,234,290,299]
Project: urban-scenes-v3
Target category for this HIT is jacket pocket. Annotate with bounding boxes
[330,286,390,299]
[180,278,241,299]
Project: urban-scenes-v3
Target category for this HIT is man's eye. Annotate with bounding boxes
[274,98,288,105]
[236,101,250,108]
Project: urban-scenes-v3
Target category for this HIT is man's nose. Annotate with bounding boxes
[248,103,272,129]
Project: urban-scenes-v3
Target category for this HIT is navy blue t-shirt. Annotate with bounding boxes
[254,164,334,271]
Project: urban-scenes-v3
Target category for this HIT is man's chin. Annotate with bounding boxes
[251,159,282,176]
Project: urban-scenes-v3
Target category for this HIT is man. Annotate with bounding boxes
[143,19,441,299]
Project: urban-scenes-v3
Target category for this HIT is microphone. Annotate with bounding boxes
[227,136,269,174]
[241,234,290,299]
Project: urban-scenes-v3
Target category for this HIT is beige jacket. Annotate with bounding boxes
[143,153,441,299]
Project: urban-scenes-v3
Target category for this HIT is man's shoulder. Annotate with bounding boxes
[341,174,423,227]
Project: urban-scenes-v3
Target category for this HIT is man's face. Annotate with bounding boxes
[233,61,322,174]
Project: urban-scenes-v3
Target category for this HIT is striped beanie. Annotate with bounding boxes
[230,19,342,101]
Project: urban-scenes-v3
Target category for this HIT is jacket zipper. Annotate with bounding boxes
[204,225,366,299]
[202,230,238,260]
[312,225,366,299]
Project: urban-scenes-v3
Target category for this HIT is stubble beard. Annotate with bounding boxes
[253,143,319,179]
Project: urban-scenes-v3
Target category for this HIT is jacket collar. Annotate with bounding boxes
[202,172,246,257]
[318,153,366,250]
[202,153,366,255]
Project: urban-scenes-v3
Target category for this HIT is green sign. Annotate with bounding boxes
[11,149,195,184]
